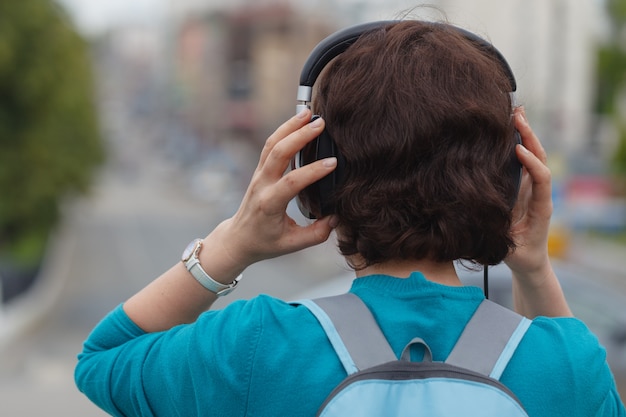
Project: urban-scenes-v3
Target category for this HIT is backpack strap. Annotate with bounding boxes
[445,299,532,379]
[296,294,532,380]
[295,293,396,375]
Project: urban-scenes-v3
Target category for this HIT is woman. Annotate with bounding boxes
[75,20,625,416]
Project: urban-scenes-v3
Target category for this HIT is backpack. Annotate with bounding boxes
[296,293,532,417]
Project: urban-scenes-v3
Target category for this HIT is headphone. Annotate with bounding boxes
[293,20,523,220]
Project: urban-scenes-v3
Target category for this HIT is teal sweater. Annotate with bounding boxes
[75,272,625,416]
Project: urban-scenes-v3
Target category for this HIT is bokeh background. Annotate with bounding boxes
[1,0,625,415]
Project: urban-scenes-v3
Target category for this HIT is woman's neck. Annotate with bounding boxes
[354,258,462,287]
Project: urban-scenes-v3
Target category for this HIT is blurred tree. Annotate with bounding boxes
[595,0,626,175]
[0,1,103,273]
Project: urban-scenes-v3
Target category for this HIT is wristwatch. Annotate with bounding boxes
[181,238,242,296]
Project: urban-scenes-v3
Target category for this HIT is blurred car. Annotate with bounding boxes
[547,222,571,259]
[294,261,626,394]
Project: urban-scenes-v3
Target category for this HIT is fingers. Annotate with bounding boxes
[258,109,320,170]
[243,112,336,217]
[252,113,332,215]
[514,108,551,186]
[286,214,338,252]
[516,145,552,193]
[515,107,547,164]
[256,157,338,215]
[265,116,325,179]
[276,156,338,204]
[513,109,553,218]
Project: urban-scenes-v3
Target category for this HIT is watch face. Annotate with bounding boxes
[182,239,201,262]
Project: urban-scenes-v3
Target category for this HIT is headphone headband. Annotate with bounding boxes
[296,20,517,114]
[299,21,397,88]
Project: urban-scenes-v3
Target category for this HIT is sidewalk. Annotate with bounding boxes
[0,213,77,348]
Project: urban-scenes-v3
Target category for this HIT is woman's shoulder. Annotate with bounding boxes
[195,293,323,336]
[516,316,609,382]
[505,315,620,416]
[525,315,604,355]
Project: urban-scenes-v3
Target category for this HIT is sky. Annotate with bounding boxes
[55,0,441,36]
[56,0,170,35]
[57,0,609,38]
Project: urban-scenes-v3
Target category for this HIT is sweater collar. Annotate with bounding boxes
[350,271,484,299]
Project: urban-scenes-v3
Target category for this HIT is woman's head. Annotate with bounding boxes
[313,20,519,269]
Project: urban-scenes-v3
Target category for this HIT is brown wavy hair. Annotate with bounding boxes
[314,20,519,269]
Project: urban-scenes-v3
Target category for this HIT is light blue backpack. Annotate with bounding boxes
[297,293,532,417]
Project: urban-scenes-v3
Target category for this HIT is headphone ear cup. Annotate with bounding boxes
[294,134,320,219]
[315,127,340,217]
[295,116,342,219]
[508,129,523,209]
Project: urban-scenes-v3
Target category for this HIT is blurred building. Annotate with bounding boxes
[167,2,337,145]
[63,0,610,159]
[85,0,609,169]
[164,0,605,157]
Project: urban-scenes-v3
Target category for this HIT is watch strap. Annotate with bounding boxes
[183,239,242,296]
[186,257,242,296]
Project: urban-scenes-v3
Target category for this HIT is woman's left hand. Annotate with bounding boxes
[505,107,553,275]
[211,109,339,270]
[504,107,572,317]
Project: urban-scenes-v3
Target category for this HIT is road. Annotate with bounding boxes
[0,131,347,416]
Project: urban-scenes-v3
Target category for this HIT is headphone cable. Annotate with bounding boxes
[483,266,489,299]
